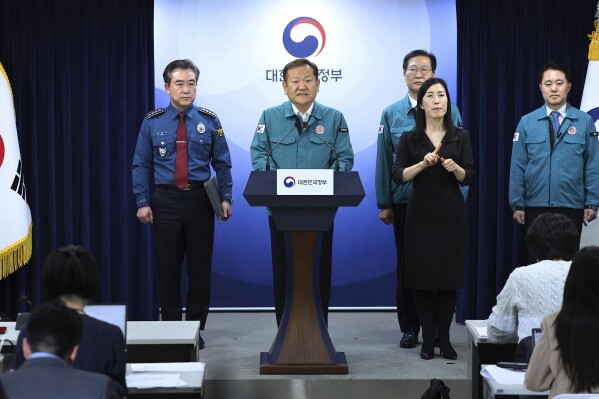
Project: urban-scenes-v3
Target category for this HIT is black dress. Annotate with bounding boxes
[392,129,474,292]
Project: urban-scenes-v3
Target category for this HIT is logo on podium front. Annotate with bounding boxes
[277,169,334,195]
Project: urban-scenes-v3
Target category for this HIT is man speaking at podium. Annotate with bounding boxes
[250,58,354,326]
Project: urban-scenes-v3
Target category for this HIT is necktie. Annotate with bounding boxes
[174,112,188,189]
[550,111,560,139]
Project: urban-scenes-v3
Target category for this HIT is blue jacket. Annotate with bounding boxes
[250,101,354,171]
[375,94,464,208]
[132,103,233,208]
[509,104,599,210]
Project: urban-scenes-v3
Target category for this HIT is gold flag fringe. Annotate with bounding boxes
[589,19,599,60]
[0,223,32,280]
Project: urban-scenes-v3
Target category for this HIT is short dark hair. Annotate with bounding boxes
[402,49,437,73]
[414,77,455,139]
[42,245,99,302]
[525,213,578,261]
[26,302,83,359]
[163,59,200,85]
[555,246,599,392]
[538,60,571,84]
[282,58,319,82]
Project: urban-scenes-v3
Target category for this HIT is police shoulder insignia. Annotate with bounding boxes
[198,107,217,118]
[216,127,225,139]
[339,127,349,133]
[147,108,166,119]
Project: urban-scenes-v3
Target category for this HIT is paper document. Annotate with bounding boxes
[481,365,525,385]
[131,362,205,372]
[476,326,488,338]
[126,373,187,389]
[580,218,599,248]
[204,176,224,223]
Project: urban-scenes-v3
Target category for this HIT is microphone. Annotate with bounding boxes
[20,295,32,310]
[303,120,342,171]
[16,294,32,330]
[265,117,302,171]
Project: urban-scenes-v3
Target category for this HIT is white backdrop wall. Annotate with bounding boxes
[153,0,457,307]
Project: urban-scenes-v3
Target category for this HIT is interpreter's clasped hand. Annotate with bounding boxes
[422,152,440,167]
[441,158,459,172]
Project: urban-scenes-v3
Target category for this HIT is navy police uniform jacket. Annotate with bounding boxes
[509,103,599,210]
[132,104,233,208]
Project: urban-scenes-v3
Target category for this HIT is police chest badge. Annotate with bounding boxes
[567,126,576,135]
[159,142,167,157]
[197,123,206,134]
[315,125,325,135]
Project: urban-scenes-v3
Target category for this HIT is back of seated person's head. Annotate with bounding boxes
[555,246,599,393]
[42,245,99,302]
[24,302,83,362]
[525,213,579,261]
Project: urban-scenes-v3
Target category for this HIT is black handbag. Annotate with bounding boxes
[420,378,451,399]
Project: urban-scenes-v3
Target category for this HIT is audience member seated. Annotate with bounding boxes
[525,246,599,398]
[0,302,124,399]
[15,245,126,390]
[487,213,578,343]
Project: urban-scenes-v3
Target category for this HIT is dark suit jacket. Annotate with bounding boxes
[0,356,124,399]
[16,314,126,389]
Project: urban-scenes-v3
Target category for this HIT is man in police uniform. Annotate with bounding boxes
[132,59,232,347]
[509,61,598,234]
[375,50,464,349]
[250,58,354,326]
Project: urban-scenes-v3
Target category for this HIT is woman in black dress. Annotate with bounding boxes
[392,77,474,360]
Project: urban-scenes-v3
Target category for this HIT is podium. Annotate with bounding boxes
[243,171,365,374]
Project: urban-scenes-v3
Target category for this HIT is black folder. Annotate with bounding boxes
[204,176,224,223]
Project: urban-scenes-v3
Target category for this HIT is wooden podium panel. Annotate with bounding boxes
[244,171,364,375]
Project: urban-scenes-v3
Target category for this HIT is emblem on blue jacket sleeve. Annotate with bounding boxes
[378,125,384,134]
[513,132,519,142]
[216,127,225,139]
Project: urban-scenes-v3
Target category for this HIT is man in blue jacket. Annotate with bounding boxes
[509,61,599,233]
[132,59,233,347]
[250,58,354,326]
[375,50,464,349]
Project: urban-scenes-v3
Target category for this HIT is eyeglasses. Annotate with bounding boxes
[406,66,432,76]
